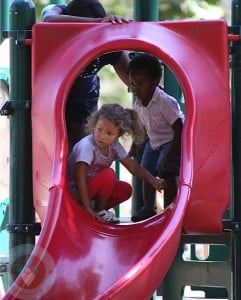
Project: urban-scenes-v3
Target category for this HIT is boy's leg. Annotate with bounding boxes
[157,142,180,206]
[141,141,159,209]
[131,141,159,222]
[161,173,177,206]
[142,181,156,210]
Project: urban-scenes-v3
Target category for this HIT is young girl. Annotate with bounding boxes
[68,103,166,223]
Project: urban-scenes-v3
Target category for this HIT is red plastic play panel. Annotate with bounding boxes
[4,20,230,299]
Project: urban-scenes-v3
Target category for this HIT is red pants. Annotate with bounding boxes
[87,168,132,209]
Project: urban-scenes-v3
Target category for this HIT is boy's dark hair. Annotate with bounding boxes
[65,0,106,18]
[127,53,162,80]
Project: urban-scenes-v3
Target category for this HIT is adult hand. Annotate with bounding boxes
[102,15,132,24]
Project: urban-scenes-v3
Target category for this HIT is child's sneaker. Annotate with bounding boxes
[97,210,120,224]
[131,207,156,222]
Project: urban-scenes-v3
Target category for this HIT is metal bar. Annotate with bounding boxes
[7,0,36,287]
[231,1,241,299]
[228,34,241,41]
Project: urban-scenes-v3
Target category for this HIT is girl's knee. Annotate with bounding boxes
[101,168,116,181]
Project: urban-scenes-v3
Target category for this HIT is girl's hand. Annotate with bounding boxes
[150,177,166,193]
[83,205,103,222]
[101,15,132,24]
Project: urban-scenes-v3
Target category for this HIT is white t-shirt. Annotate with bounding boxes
[134,87,184,150]
[68,134,127,191]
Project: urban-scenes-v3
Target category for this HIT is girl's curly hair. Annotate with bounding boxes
[87,103,146,145]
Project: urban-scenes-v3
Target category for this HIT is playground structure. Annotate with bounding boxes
[0,0,241,299]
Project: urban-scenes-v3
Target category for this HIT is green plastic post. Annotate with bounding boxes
[231,1,241,298]
[8,0,35,286]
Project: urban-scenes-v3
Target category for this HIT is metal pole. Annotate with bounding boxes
[0,0,11,43]
[7,0,36,286]
[134,0,159,21]
[49,0,66,4]
[231,1,241,298]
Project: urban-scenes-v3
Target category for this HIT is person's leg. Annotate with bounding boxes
[161,172,177,206]
[87,168,116,211]
[157,142,180,207]
[142,181,156,210]
[131,141,159,222]
[106,181,132,210]
[65,85,98,152]
[87,168,123,223]
[67,120,87,151]
[141,141,160,210]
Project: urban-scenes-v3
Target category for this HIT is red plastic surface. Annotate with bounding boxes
[3,20,230,299]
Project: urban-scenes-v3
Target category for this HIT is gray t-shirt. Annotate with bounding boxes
[68,134,127,192]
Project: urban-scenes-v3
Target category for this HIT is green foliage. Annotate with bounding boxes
[34,0,225,21]
[159,0,224,20]
[100,0,133,18]
[98,65,132,107]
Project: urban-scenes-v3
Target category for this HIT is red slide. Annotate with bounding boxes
[3,20,230,299]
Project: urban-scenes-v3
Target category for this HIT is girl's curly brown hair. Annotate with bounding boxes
[87,103,146,145]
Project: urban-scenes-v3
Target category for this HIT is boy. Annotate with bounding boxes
[128,53,184,222]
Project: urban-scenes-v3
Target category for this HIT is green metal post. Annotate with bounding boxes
[164,70,183,110]
[0,0,11,43]
[231,1,241,298]
[134,0,159,21]
[7,0,36,286]
[131,1,159,215]
[49,0,66,4]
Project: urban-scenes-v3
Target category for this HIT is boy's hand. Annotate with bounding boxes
[150,177,166,193]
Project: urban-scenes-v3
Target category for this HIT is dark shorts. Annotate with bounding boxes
[65,97,98,123]
[141,140,180,177]
[65,76,100,123]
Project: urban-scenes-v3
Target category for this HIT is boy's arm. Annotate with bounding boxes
[162,118,183,171]
[170,118,183,155]
[120,156,165,192]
